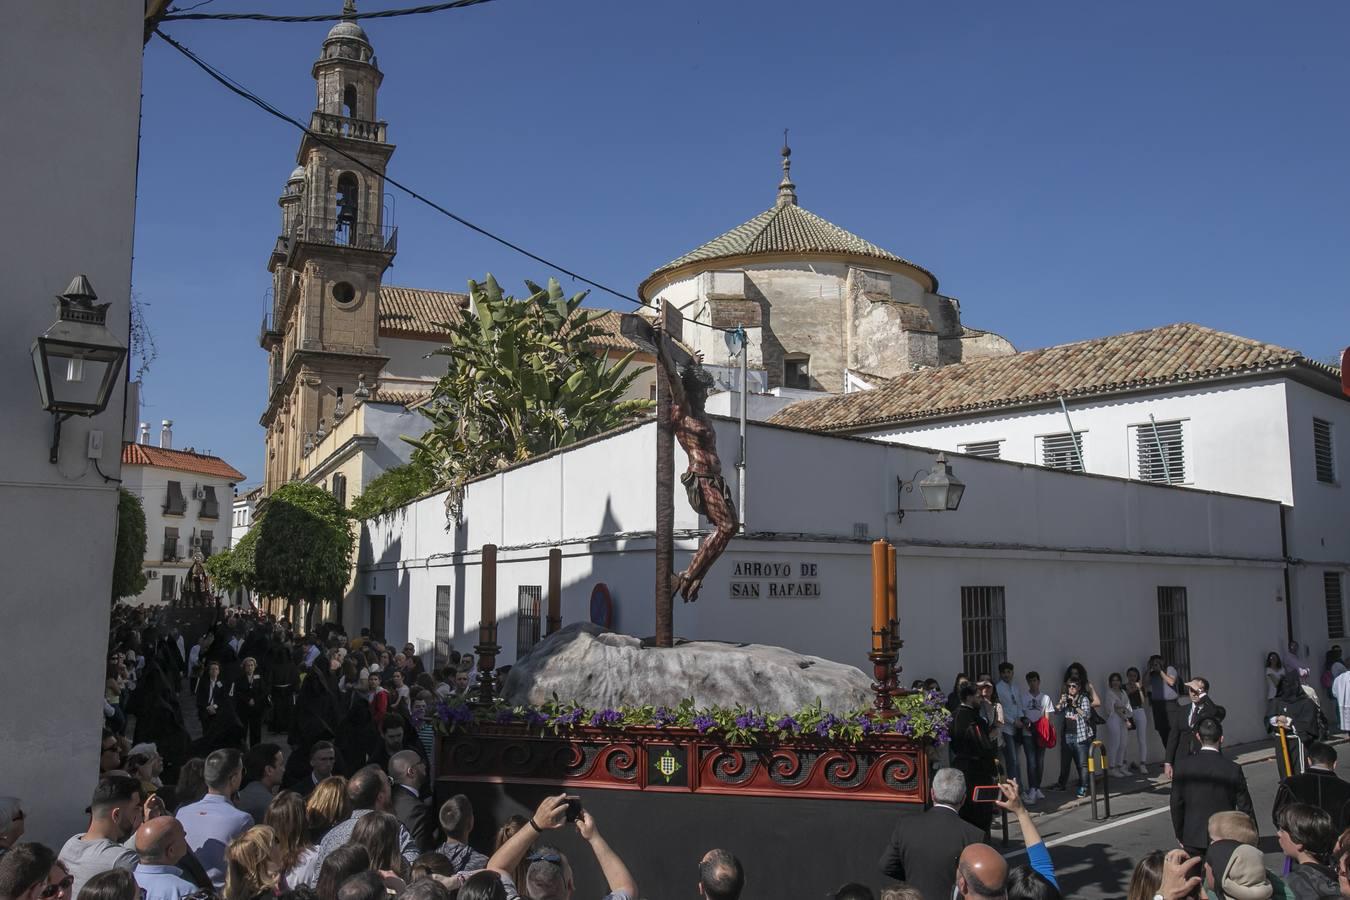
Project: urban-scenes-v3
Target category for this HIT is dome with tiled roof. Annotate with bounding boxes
[639,144,937,299]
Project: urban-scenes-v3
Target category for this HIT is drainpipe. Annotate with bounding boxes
[1057,397,1085,471]
[1281,505,1294,645]
[738,330,748,530]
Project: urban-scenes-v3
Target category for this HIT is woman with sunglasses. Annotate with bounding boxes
[1052,679,1095,798]
[0,845,73,900]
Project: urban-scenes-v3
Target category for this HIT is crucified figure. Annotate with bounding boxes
[657,338,740,602]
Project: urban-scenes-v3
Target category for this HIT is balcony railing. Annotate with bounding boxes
[260,313,282,349]
[291,214,397,255]
[310,111,387,143]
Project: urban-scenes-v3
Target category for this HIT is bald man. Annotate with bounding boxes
[388,750,435,851]
[133,817,198,900]
[955,844,1008,900]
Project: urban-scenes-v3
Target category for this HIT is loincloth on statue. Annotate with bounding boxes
[680,469,734,517]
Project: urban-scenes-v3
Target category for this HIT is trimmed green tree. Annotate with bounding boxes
[402,275,653,521]
[218,483,353,626]
[112,489,148,601]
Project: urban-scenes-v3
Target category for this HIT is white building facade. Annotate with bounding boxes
[358,418,1286,754]
[0,0,146,845]
[773,323,1350,674]
[121,423,246,605]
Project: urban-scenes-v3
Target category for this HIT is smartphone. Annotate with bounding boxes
[564,796,583,822]
[971,785,1001,803]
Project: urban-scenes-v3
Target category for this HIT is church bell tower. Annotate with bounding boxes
[260,0,397,494]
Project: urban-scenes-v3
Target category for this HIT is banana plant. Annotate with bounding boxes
[403,275,653,522]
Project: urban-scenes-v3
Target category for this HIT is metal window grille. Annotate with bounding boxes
[200,530,214,558]
[200,486,219,518]
[434,586,452,668]
[1135,421,1186,484]
[517,586,543,656]
[1040,432,1085,472]
[161,574,176,603]
[1315,419,1336,484]
[332,473,347,508]
[1157,587,1191,681]
[960,586,1007,679]
[163,527,179,562]
[962,440,1002,459]
[1325,572,1345,640]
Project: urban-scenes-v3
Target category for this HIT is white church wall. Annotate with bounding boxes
[863,378,1295,504]
[360,419,1285,747]
[380,336,448,387]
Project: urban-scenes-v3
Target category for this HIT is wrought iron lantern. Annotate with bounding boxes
[31,275,127,462]
[917,453,965,512]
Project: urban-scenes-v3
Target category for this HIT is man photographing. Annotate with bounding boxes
[487,795,637,900]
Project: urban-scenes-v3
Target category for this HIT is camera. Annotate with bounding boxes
[564,796,583,822]
[971,785,1001,803]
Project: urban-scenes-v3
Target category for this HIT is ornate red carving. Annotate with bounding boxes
[436,726,928,804]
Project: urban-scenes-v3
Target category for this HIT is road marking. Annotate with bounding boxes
[1002,805,1171,859]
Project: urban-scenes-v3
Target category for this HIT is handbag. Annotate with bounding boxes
[1035,714,1057,749]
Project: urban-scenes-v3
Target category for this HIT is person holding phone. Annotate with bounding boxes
[1052,680,1095,797]
[486,794,639,900]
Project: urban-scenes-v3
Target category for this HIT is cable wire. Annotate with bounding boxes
[162,0,496,23]
[152,28,735,334]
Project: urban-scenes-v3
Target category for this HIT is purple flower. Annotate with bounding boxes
[589,709,623,728]
[445,704,473,727]
[815,714,841,737]
[859,718,877,735]
[894,718,915,737]
[653,707,678,727]
[692,714,716,734]
[775,716,799,734]
[524,710,549,728]
[551,708,585,728]
[734,714,753,730]
[434,701,453,722]
[495,708,517,725]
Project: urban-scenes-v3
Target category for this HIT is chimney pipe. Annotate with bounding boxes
[139,422,149,444]
[160,419,173,450]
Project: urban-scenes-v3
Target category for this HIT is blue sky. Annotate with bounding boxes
[134,1,1350,486]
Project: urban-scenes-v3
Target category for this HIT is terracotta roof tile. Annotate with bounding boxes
[122,443,246,481]
[366,387,433,407]
[643,202,936,289]
[377,285,645,353]
[770,323,1335,432]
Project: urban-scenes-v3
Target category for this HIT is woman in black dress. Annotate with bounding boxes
[232,656,267,748]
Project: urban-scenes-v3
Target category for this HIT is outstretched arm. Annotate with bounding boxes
[576,810,638,899]
[487,794,568,879]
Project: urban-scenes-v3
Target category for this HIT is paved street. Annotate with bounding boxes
[994,736,1328,898]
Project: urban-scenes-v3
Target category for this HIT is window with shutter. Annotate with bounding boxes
[434,586,453,667]
[1314,419,1336,484]
[161,574,176,604]
[960,586,1007,678]
[1039,432,1085,472]
[1326,572,1345,639]
[332,473,347,508]
[1135,420,1186,484]
[163,481,187,516]
[200,486,219,519]
[163,527,179,562]
[962,440,1002,459]
[200,530,214,558]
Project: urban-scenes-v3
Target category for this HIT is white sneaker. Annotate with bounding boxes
[1021,791,1036,806]
[1033,787,1045,801]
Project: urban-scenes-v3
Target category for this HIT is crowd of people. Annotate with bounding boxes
[6,605,1350,899]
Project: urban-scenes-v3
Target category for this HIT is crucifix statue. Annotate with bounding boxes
[621,301,740,646]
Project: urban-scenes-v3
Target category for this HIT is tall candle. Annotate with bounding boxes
[871,540,887,651]
[480,543,497,646]
[886,542,898,631]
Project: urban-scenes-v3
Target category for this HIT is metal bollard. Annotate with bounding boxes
[1087,740,1111,821]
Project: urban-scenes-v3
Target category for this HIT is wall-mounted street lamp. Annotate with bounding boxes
[896,452,965,523]
[31,276,127,463]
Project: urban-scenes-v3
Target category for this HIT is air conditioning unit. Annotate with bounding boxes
[194,485,207,500]
[146,570,159,580]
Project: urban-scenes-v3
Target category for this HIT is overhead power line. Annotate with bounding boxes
[152,29,735,336]
[162,0,497,23]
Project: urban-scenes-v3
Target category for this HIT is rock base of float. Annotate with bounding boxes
[500,623,873,713]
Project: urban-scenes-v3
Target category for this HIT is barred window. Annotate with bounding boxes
[1135,420,1186,484]
[1158,587,1191,681]
[435,586,453,667]
[517,586,542,656]
[1326,572,1345,640]
[1039,432,1085,472]
[960,586,1007,679]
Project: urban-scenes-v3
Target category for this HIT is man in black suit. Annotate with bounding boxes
[1272,742,1350,831]
[1165,677,1224,778]
[388,749,436,851]
[880,767,985,900]
[1170,717,1253,856]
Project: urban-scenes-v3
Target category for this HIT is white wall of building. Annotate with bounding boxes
[121,464,239,605]
[863,378,1295,503]
[359,420,1285,749]
[0,0,143,845]
[380,337,447,389]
